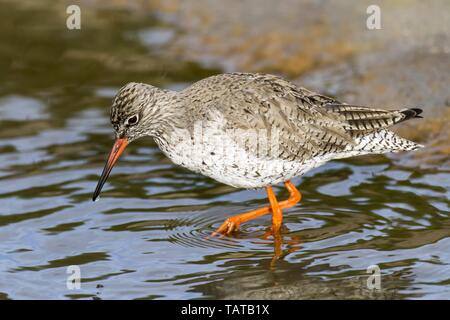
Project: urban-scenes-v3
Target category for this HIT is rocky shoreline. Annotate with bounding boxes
[146,0,450,168]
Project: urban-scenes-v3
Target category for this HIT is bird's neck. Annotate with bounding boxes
[149,90,187,138]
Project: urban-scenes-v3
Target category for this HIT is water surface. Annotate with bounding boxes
[0,2,449,299]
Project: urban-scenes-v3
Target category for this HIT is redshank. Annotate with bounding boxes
[92,73,423,236]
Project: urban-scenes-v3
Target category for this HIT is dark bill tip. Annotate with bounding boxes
[92,138,128,202]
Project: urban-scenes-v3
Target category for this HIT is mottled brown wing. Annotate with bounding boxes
[325,104,423,131]
[213,76,357,161]
[183,73,422,163]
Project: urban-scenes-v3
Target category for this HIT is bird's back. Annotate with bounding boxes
[164,73,423,188]
[180,73,422,155]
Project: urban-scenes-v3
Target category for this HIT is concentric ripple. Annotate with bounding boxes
[0,1,449,300]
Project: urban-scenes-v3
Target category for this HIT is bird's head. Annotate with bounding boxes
[92,82,175,201]
[111,82,170,142]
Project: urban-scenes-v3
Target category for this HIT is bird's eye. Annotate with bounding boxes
[126,115,139,126]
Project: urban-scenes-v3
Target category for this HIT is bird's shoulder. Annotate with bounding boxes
[183,72,341,121]
[180,73,355,162]
[178,73,422,162]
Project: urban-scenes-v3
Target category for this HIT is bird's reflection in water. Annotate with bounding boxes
[205,224,302,270]
[262,226,303,270]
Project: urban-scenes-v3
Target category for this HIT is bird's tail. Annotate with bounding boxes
[325,104,424,153]
[326,104,423,131]
[353,129,424,153]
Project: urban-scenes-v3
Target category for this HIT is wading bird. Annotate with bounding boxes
[93,73,423,236]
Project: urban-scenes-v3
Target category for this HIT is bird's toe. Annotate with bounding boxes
[211,217,241,237]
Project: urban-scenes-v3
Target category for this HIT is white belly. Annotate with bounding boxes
[155,126,326,188]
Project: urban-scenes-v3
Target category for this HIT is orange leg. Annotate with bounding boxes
[211,180,302,236]
[266,186,282,232]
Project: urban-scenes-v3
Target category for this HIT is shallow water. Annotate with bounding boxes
[0,2,449,300]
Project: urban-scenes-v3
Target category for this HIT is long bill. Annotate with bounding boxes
[92,138,128,201]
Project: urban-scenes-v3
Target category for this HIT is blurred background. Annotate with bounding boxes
[0,0,448,299]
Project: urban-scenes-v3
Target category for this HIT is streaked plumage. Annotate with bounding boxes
[109,73,422,188]
[93,72,423,235]
[109,73,420,188]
